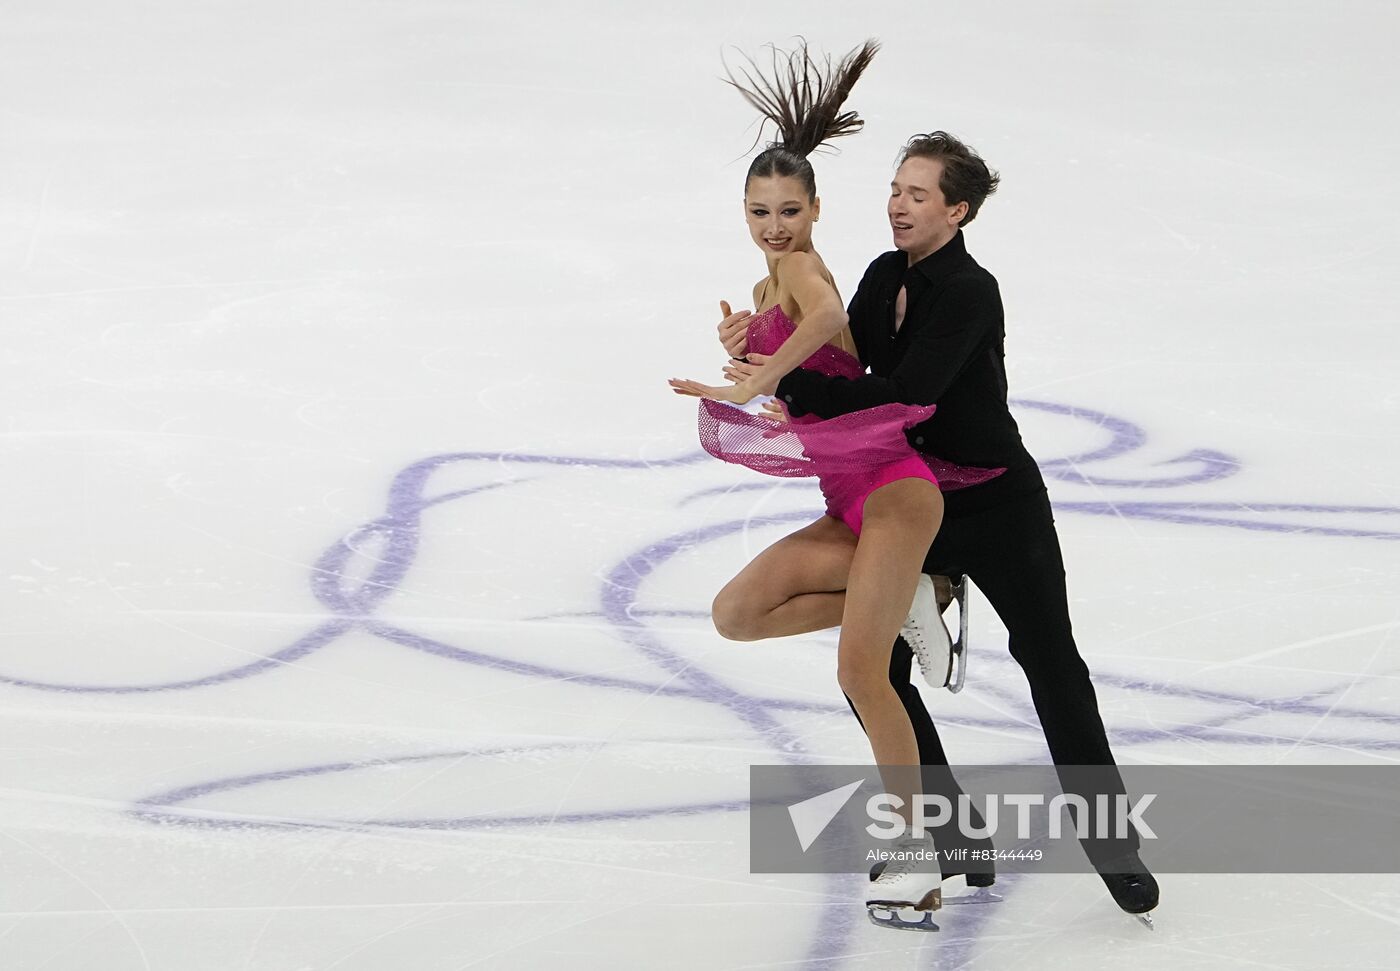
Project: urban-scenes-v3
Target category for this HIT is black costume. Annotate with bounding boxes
[776,230,1138,865]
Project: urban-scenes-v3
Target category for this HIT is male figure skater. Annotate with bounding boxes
[725,131,1159,922]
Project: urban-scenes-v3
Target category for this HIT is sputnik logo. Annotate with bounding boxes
[788,779,864,852]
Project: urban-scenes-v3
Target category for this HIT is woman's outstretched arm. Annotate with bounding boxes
[670,252,846,404]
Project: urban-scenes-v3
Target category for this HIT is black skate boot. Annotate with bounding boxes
[1096,851,1158,929]
[955,870,997,889]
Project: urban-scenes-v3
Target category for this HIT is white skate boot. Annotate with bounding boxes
[866,834,943,932]
[900,574,970,692]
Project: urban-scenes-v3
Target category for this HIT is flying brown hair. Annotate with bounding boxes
[725,38,880,199]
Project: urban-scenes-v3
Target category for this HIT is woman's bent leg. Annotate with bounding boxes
[711,516,857,642]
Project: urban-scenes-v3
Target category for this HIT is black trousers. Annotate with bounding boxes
[847,486,1139,867]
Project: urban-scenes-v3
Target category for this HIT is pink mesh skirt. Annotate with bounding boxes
[696,303,1005,535]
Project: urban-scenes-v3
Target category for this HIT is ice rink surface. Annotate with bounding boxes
[3,1,1399,968]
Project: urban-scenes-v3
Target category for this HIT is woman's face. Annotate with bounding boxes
[744,175,819,257]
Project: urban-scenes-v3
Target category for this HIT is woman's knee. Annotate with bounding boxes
[711,586,762,641]
[837,660,895,710]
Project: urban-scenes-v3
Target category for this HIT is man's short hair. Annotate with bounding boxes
[898,132,1000,226]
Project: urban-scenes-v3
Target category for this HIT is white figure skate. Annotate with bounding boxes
[866,835,943,932]
[900,574,970,692]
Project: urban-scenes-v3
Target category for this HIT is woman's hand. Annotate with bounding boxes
[668,377,762,405]
[717,300,751,360]
[668,375,787,429]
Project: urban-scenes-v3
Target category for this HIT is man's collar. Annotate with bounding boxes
[906,229,968,282]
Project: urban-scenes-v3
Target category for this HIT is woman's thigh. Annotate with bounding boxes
[714,515,857,612]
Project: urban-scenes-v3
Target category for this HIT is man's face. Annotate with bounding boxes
[888,157,967,263]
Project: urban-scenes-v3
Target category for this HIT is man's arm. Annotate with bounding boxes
[775,274,999,418]
[841,260,875,368]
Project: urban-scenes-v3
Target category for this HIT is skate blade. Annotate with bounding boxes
[1134,912,1156,931]
[946,642,965,693]
[947,575,969,694]
[942,887,1004,906]
[867,905,940,932]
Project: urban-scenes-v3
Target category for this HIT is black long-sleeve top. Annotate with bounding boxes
[774,230,1045,516]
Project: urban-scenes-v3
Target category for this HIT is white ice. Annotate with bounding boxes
[3,1,1399,968]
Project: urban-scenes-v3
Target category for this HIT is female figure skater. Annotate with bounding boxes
[668,40,1002,929]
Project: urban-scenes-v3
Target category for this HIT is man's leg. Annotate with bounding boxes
[948,489,1156,917]
[952,491,1121,769]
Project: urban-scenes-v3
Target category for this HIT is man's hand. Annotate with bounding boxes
[721,352,774,392]
[718,300,751,360]
[671,352,776,404]
[758,399,787,423]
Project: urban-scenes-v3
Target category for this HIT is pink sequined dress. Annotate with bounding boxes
[698,303,1005,535]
